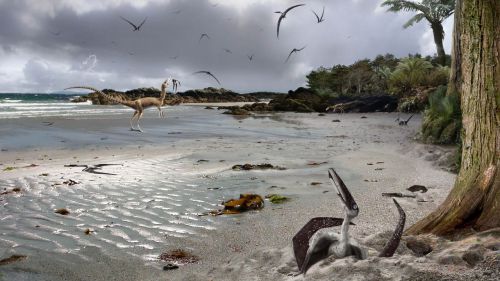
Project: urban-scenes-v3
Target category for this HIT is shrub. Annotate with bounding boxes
[421,86,461,144]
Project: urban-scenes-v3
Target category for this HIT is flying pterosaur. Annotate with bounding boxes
[276,4,305,39]
[193,71,221,85]
[119,16,147,31]
[64,164,121,175]
[247,54,254,61]
[285,46,306,63]
[293,168,406,274]
[172,79,181,93]
[223,48,232,54]
[312,6,325,23]
[199,33,210,43]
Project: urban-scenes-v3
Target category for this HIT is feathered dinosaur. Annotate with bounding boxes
[65,79,178,132]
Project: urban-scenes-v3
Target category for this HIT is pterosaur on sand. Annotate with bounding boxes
[64,164,121,175]
[119,16,147,31]
[285,46,306,63]
[312,6,325,23]
[193,71,221,85]
[293,168,406,274]
[395,114,414,125]
[276,4,305,39]
[199,33,210,43]
[65,79,172,132]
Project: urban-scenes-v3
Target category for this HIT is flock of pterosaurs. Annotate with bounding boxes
[65,3,407,275]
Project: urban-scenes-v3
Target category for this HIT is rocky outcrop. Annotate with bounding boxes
[217,87,398,114]
[242,92,285,100]
[71,87,259,105]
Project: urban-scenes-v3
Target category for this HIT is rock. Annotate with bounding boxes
[437,254,465,265]
[332,119,341,122]
[405,237,433,256]
[381,192,416,198]
[55,208,70,215]
[0,254,27,266]
[76,87,260,105]
[407,185,428,193]
[232,163,286,171]
[159,249,199,264]
[242,92,285,100]
[63,179,78,186]
[223,107,251,116]
[163,263,179,270]
[462,249,484,267]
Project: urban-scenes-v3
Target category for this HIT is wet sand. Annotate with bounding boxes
[0,108,484,281]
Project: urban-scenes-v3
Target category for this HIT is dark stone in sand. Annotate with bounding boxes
[318,113,326,116]
[382,192,416,198]
[163,263,179,270]
[232,163,286,171]
[332,119,341,122]
[462,249,484,267]
[407,185,428,193]
[55,208,70,215]
[222,107,251,116]
[361,116,367,119]
[405,237,433,256]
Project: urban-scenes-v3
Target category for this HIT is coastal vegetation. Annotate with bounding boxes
[407,0,500,235]
[381,0,456,66]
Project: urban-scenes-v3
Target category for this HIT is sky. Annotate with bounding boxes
[0,0,453,93]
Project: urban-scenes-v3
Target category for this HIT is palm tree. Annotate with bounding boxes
[381,0,455,66]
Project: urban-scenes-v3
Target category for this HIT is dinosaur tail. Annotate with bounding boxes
[65,86,135,108]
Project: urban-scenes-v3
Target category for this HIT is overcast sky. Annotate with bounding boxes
[0,0,453,93]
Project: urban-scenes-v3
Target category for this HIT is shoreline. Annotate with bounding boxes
[1,111,484,281]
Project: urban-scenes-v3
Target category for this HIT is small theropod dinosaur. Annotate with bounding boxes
[66,79,179,132]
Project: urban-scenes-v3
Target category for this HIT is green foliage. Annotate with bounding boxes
[381,0,456,25]
[421,86,461,144]
[388,57,433,95]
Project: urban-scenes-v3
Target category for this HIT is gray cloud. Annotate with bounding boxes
[0,0,453,93]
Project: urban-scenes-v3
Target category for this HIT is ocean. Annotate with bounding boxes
[0,93,133,119]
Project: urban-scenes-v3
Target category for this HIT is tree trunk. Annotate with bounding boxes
[406,0,500,236]
[431,22,447,66]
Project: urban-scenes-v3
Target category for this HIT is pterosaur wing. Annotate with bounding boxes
[119,16,138,29]
[137,17,147,29]
[292,217,351,270]
[378,199,406,257]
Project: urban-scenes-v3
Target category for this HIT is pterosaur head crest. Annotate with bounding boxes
[328,168,359,218]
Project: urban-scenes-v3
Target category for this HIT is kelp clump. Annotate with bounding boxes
[202,194,264,216]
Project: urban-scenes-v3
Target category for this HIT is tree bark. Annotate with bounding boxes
[406,0,500,236]
[431,22,447,66]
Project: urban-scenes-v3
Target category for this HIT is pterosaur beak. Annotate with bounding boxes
[328,168,358,212]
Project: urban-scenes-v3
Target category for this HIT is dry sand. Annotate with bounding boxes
[0,110,497,281]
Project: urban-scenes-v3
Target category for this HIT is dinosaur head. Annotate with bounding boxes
[162,79,170,91]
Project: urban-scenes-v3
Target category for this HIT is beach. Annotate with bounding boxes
[2,105,496,281]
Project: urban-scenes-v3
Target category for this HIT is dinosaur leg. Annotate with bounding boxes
[157,106,164,118]
[130,111,138,130]
[136,111,144,132]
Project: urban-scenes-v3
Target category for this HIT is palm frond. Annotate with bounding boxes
[403,13,426,28]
